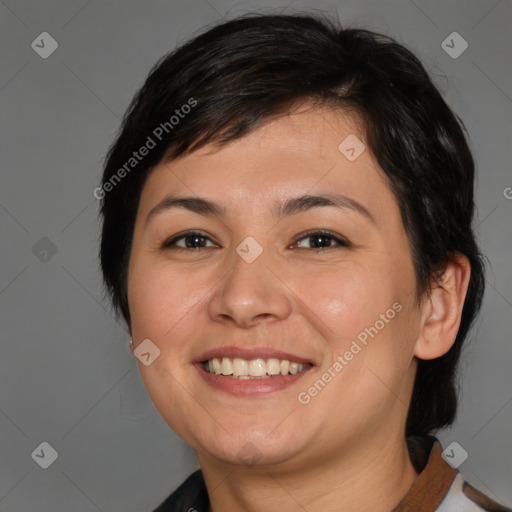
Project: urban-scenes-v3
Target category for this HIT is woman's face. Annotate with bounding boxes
[127,106,423,469]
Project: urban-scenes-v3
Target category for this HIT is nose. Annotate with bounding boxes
[207,243,292,329]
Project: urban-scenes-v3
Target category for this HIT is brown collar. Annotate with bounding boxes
[392,437,458,511]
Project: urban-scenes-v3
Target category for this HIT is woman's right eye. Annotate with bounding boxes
[161,231,217,250]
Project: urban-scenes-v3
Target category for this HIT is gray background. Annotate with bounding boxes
[1,0,511,510]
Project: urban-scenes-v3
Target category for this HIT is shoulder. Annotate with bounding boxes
[437,473,512,512]
[152,470,209,512]
[398,436,511,512]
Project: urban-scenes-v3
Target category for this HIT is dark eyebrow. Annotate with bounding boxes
[145,196,225,225]
[145,193,375,225]
[276,194,374,224]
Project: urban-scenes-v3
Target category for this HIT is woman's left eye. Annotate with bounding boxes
[292,231,350,250]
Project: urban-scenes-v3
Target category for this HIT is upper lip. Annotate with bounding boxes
[193,346,314,365]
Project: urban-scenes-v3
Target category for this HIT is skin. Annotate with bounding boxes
[127,104,471,512]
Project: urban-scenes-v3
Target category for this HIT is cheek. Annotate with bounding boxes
[128,262,206,342]
[298,259,417,384]
[127,262,204,440]
[299,262,394,342]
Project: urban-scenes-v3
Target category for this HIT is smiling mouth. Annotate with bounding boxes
[203,357,313,379]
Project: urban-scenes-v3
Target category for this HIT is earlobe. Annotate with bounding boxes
[414,253,471,360]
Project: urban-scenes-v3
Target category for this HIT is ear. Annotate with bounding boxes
[414,253,471,360]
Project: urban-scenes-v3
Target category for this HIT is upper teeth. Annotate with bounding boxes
[204,357,309,378]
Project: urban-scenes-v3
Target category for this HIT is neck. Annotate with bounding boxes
[199,429,419,512]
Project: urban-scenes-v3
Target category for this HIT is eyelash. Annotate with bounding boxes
[160,229,351,252]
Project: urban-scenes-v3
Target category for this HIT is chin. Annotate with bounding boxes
[184,418,309,467]
[200,438,305,468]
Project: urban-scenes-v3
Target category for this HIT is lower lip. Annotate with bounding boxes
[195,363,313,396]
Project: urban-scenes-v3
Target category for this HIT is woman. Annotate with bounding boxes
[98,13,511,512]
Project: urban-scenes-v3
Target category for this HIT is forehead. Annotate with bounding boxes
[138,106,396,222]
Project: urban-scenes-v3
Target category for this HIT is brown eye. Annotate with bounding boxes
[162,231,217,250]
[293,230,350,250]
